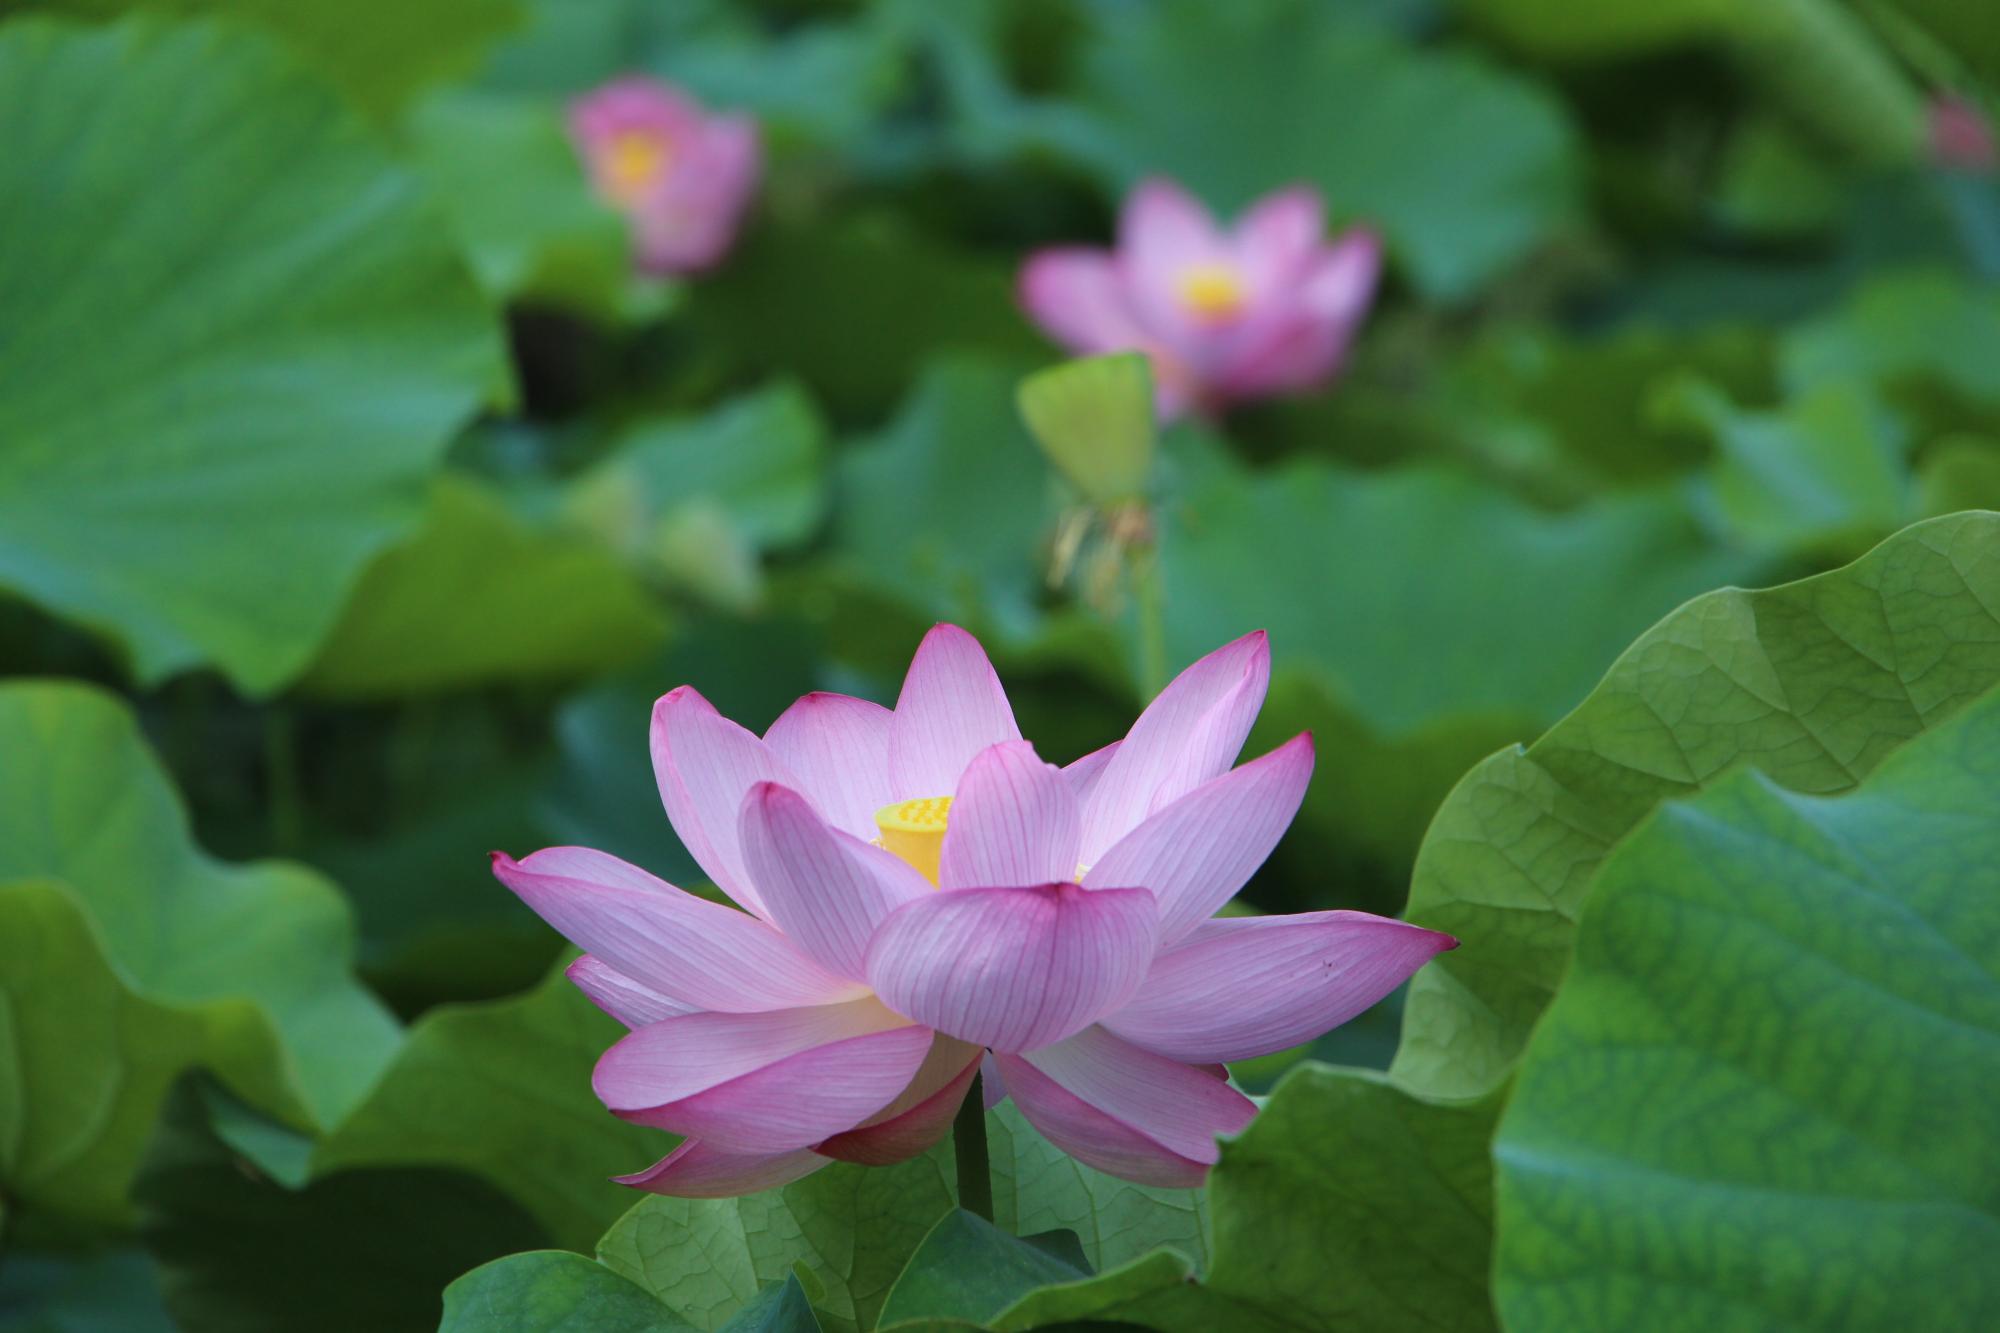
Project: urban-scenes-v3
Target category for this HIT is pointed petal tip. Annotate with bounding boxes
[651,683,714,719]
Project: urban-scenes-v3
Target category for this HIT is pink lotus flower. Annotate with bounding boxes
[493,626,1453,1195]
[1020,179,1382,420]
[1930,95,1997,174]
[569,77,760,275]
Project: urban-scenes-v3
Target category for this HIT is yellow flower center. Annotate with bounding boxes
[603,130,673,205]
[875,797,952,886]
[1176,262,1248,323]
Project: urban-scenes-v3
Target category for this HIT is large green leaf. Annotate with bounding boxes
[1463,0,1924,166]
[134,1081,548,1333]
[985,1103,1209,1274]
[1038,0,1580,298]
[1160,451,1759,740]
[298,475,666,698]
[1160,440,1763,886]
[0,683,398,1238]
[311,960,662,1252]
[1493,684,2000,1330]
[595,1154,957,1333]
[1394,510,2000,1098]
[52,0,522,116]
[564,384,831,610]
[829,357,1060,647]
[0,17,505,693]
[875,1211,1084,1328]
[979,1065,1501,1332]
[407,90,636,318]
[1678,380,1910,557]
[441,1251,694,1333]
[1779,268,2000,409]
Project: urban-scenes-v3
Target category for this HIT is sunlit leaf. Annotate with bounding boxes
[1394,510,2000,1098]
[0,17,505,693]
[1494,684,2000,1329]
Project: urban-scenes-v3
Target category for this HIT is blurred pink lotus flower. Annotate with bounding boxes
[1930,95,1998,174]
[493,626,1453,1194]
[1020,179,1382,420]
[569,77,760,275]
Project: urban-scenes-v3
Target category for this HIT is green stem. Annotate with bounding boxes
[954,1070,994,1223]
[1132,544,1168,699]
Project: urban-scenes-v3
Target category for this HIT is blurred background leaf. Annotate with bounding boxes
[0,683,397,1241]
[0,17,505,694]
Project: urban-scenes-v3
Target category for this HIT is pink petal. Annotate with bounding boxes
[1119,178,1226,288]
[1102,911,1457,1063]
[1303,228,1383,327]
[594,998,934,1153]
[1212,229,1380,401]
[938,741,1082,891]
[651,685,805,918]
[763,692,894,842]
[1232,186,1324,289]
[1079,630,1271,862]
[636,114,761,274]
[981,1051,1009,1109]
[996,1026,1255,1187]
[815,1035,982,1165]
[887,625,1022,798]
[1018,248,1147,355]
[492,848,861,1012]
[615,1139,829,1198]
[865,882,1159,1053]
[565,954,696,1029]
[739,781,932,980]
[1084,733,1313,943]
[1061,739,1121,805]
[569,78,703,141]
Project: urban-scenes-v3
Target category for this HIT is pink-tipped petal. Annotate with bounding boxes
[1080,631,1272,861]
[651,686,804,918]
[888,625,1022,798]
[1234,186,1324,287]
[763,692,894,842]
[1102,911,1458,1063]
[996,1027,1256,1188]
[865,883,1159,1053]
[1304,228,1383,326]
[493,848,860,1012]
[1119,183,1234,367]
[739,782,932,980]
[566,955,696,1029]
[615,1139,829,1198]
[1018,248,1148,355]
[939,741,1082,891]
[815,1035,982,1165]
[595,999,933,1153]
[1120,178,1226,286]
[1083,733,1314,943]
